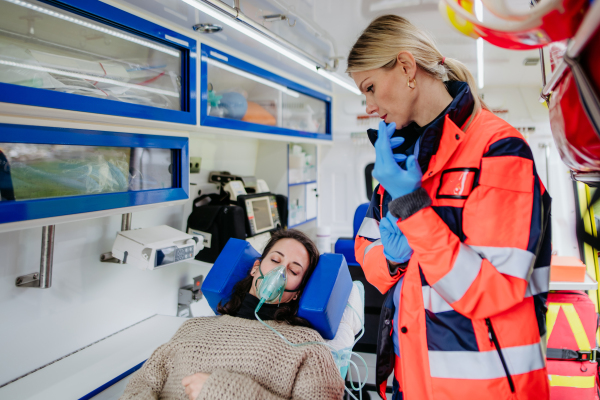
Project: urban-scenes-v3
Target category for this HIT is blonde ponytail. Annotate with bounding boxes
[347,15,487,112]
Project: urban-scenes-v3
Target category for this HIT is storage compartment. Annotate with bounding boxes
[201,45,331,139]
[0,123,189,226]
[0,0,196,124]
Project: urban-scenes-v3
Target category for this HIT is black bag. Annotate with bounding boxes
[187,198,246,263]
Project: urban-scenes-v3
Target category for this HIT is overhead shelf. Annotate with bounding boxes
[550,271,598,291]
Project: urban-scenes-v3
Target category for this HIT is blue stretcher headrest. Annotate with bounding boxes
[202,238,353,340]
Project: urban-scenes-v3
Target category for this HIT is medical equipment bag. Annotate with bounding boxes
[187,198,246,263]
[546,291,599,399]
[548,23,600,173]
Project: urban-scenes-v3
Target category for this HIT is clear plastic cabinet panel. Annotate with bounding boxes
[0,124,189,225]
[0,144,173,201]
[202,45,331,140]
[0,0,196,124]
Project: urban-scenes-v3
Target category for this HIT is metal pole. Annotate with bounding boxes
[539,47,547,88]
[16,225,55,288]
[121,213,132,232]
[39,225,54,289]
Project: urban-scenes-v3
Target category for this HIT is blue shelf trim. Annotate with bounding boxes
[289,217,317,229]
[1,0,197,125]
[0,124,189,224]
[288,181,317,187]
[200,44,332,140]
[78,360,146,400]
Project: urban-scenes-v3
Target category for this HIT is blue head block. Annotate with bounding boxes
[202,238,260,314]
[201,238,353,340]
[298,253,352,340]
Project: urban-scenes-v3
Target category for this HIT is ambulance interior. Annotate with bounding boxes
[0,0,598,398]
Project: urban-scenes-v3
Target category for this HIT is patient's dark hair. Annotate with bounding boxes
[217,229,319,327]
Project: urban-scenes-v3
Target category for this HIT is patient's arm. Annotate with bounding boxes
[119,345,170,400]
[197,349,345,400]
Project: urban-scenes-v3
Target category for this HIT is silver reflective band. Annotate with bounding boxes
[433,243,482,304]
[363,239,382,261]
[471,246,536,280]
[525,266,550,297]
[422,285,453,314]
[429,342,545,379]
[357,217,381,240]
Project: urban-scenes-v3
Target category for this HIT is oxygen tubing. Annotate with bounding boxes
[254,299,368,400]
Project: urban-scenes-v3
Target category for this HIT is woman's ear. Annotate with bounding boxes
[396,51,417,80]
[251,260,260,275]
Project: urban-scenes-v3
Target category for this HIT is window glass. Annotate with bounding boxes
[205,57,327,133]
[0,143,172,201]
[0,0,182,110]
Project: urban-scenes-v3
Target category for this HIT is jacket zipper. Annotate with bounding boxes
[485,318,515,393]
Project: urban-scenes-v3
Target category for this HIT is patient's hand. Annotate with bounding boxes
[182,372,210,400]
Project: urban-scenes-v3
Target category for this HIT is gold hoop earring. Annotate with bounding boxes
[408,78,416,89]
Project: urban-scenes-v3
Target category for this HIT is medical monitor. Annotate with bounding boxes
[238,193,281,237]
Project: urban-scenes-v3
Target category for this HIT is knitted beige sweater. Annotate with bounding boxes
[120,315,345,400]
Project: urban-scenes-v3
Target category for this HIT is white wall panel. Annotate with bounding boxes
[0,135,260,386]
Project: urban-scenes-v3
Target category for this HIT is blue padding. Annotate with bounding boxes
[202,239,260,314]
[334,239,357,266]
[202,238,353,340]
[353,203,370,237]
[298,253,352,340]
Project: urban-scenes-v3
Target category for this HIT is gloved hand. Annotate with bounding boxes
[372,121,423,199]
[379,212,413,264]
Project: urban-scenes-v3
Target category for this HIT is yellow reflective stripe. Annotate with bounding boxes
[546,303,591,351]
[548,375,596,389]
[562,304,592,351]
[546,304,560,341]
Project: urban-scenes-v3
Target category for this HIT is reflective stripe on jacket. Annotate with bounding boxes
[356,109,551,400]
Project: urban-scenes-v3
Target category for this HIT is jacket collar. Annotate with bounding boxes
[367,81,475,172]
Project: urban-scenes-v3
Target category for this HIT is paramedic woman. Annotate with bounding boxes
[349,15,552,400]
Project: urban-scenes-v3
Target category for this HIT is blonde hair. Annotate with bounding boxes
[347,15,486,113]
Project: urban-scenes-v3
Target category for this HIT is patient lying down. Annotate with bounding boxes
[120,229,345,400]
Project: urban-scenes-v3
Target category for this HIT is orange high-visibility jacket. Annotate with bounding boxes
[356,108,551,400]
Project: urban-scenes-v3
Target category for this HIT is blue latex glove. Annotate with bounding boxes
[372,121,423,199]
[377,120,408,163]
[380,212,413,263]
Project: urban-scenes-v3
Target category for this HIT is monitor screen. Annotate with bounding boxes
[251,197,273,232]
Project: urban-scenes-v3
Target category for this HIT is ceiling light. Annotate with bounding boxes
[181,0,361,95]
[475,0,484,89]
[523,57,540,66]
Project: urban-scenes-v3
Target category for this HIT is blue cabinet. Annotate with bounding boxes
[0,0,196,124]
[0,124,189,224]
[201,44,332,140]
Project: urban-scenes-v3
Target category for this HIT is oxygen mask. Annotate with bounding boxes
[256,264,287,305]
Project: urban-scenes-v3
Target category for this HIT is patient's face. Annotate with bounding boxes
[249,238,310,303]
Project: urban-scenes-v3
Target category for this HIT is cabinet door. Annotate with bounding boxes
[305,182,317,221]
[0,0,196,124]
[0,124,189,225]
[201,45,332,140]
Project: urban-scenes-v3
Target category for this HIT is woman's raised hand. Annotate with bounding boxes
[372,121,422,199]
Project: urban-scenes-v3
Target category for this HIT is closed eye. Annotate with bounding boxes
[366,84,374,93]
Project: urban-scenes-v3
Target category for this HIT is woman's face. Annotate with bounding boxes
[352,56,416,129]
[249,238,310,303]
